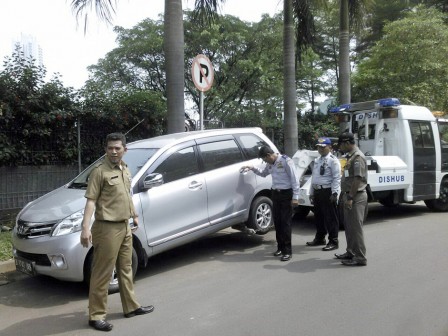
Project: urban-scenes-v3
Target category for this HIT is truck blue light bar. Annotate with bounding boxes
[329,98,401,113]
[377,98,400,107]
[329,104,351,113]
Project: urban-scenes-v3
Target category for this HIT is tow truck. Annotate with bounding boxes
[293,98,448,218]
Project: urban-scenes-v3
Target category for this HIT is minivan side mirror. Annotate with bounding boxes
[142,173,164,190]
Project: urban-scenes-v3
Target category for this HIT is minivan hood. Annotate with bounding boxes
[19,186,86,222]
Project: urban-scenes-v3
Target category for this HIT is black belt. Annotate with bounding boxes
[272,188,292,193]
[344,190,365,194]
[98,219,128,223]
[312,184,331,190]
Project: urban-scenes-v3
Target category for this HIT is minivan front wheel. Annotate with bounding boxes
[84,246,138,295]
[247,196,273,235]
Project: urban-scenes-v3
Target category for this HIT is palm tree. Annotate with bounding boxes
[70,0,315,155]
[338,0,350,104]
[338,0,374,105]
[283,0,298,156]
[164,0,185,133]
[195,0,316,156]
[71,0,191,133]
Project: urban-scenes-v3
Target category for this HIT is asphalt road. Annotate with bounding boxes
[1,202,447,336]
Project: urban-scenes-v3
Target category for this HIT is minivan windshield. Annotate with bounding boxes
[69,148,158,189]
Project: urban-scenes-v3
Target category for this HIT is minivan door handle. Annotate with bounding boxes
[188,181,203,190]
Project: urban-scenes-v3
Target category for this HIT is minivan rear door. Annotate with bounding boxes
[196,136,256,226]
[139,143,208,247]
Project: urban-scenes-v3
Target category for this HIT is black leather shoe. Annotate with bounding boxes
[306,239,326,246]
[334,252,353,260]
[281,254,291,261]
[273,250,282,257]
[341,259,367,266]
[124,305,155,318]
[322,243,338,251]
[88,320,113,332]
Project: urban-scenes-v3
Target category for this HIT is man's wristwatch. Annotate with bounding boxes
[346,194,353,201]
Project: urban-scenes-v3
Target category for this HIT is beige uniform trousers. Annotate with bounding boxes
[89,220,140,320]
[343,191,367,263]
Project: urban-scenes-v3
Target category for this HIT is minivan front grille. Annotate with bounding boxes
[16,219,58,239]
[16,249,51,266]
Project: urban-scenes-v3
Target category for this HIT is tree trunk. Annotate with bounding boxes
[283,0,298,157]
[165,0,185,134]
[338,0,351,105]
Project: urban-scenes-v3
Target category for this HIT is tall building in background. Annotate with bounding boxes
[12,33,44,67]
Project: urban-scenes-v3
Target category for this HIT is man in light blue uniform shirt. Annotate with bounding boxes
[241,146,300,261]
[306,137,341,251]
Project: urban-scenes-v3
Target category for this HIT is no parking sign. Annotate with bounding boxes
[191,54,214,92]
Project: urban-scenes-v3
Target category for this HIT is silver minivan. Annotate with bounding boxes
[12,128,277,292]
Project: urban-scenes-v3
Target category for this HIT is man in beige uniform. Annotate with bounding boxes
[80,133,153,332]
[334,132,368,266]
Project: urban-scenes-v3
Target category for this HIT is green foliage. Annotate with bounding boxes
[187,12,285,125]
[352,7,448,111]
[0,231,12,262]
[0,49,79,166]
[87,13,336,136]
[79,83,167,163]
[296,48,333,112]
[356,0,418,59]
[6,2,447,166]
[0,48,167,166]
[297,112,340,149]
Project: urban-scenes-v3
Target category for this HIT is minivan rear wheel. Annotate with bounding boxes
[84,246,138,295]
[247,196,273,235]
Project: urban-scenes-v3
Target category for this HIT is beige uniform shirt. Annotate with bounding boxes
[85,157,136,221]
[341,147,367,193]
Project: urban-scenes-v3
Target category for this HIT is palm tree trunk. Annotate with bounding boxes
[283,0,298,157]
[338,0,351,105]
[165,0,185,133]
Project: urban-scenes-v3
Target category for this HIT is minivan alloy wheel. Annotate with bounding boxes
[247,196,273,235]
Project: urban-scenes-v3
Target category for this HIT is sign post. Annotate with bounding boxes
[191,54,214,130]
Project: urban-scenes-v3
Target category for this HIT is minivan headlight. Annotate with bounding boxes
[51,211,84,237]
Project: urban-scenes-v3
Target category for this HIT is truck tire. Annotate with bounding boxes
[84,246,138,295]
[424,178,448,212]
[378,192,398,207]
[247,196,273,235]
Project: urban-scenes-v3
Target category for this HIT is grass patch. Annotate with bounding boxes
[0,231,13,262]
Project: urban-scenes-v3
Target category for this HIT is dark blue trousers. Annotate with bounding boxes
[272,189,293,254]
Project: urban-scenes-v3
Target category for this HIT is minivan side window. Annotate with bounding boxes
[153,147,199,183]
[199,140,243,171]
[234,134,269,159]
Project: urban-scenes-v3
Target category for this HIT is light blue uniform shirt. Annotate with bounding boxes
[310,152,341,196]
[252,154,300,200]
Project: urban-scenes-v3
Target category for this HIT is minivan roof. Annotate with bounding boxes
[127,127,264,149]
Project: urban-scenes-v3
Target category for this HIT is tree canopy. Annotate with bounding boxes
[352,6,448,111]
[2,2,448,166]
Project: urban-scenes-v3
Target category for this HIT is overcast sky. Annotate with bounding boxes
[0,0,282,89]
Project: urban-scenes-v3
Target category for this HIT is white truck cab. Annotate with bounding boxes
[295,98,448,215]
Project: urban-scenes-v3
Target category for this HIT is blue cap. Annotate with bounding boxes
[316,137,332,146]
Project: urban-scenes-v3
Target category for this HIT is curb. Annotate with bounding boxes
[0,259,16,274]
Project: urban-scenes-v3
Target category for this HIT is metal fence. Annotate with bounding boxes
[0,165,79,226]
